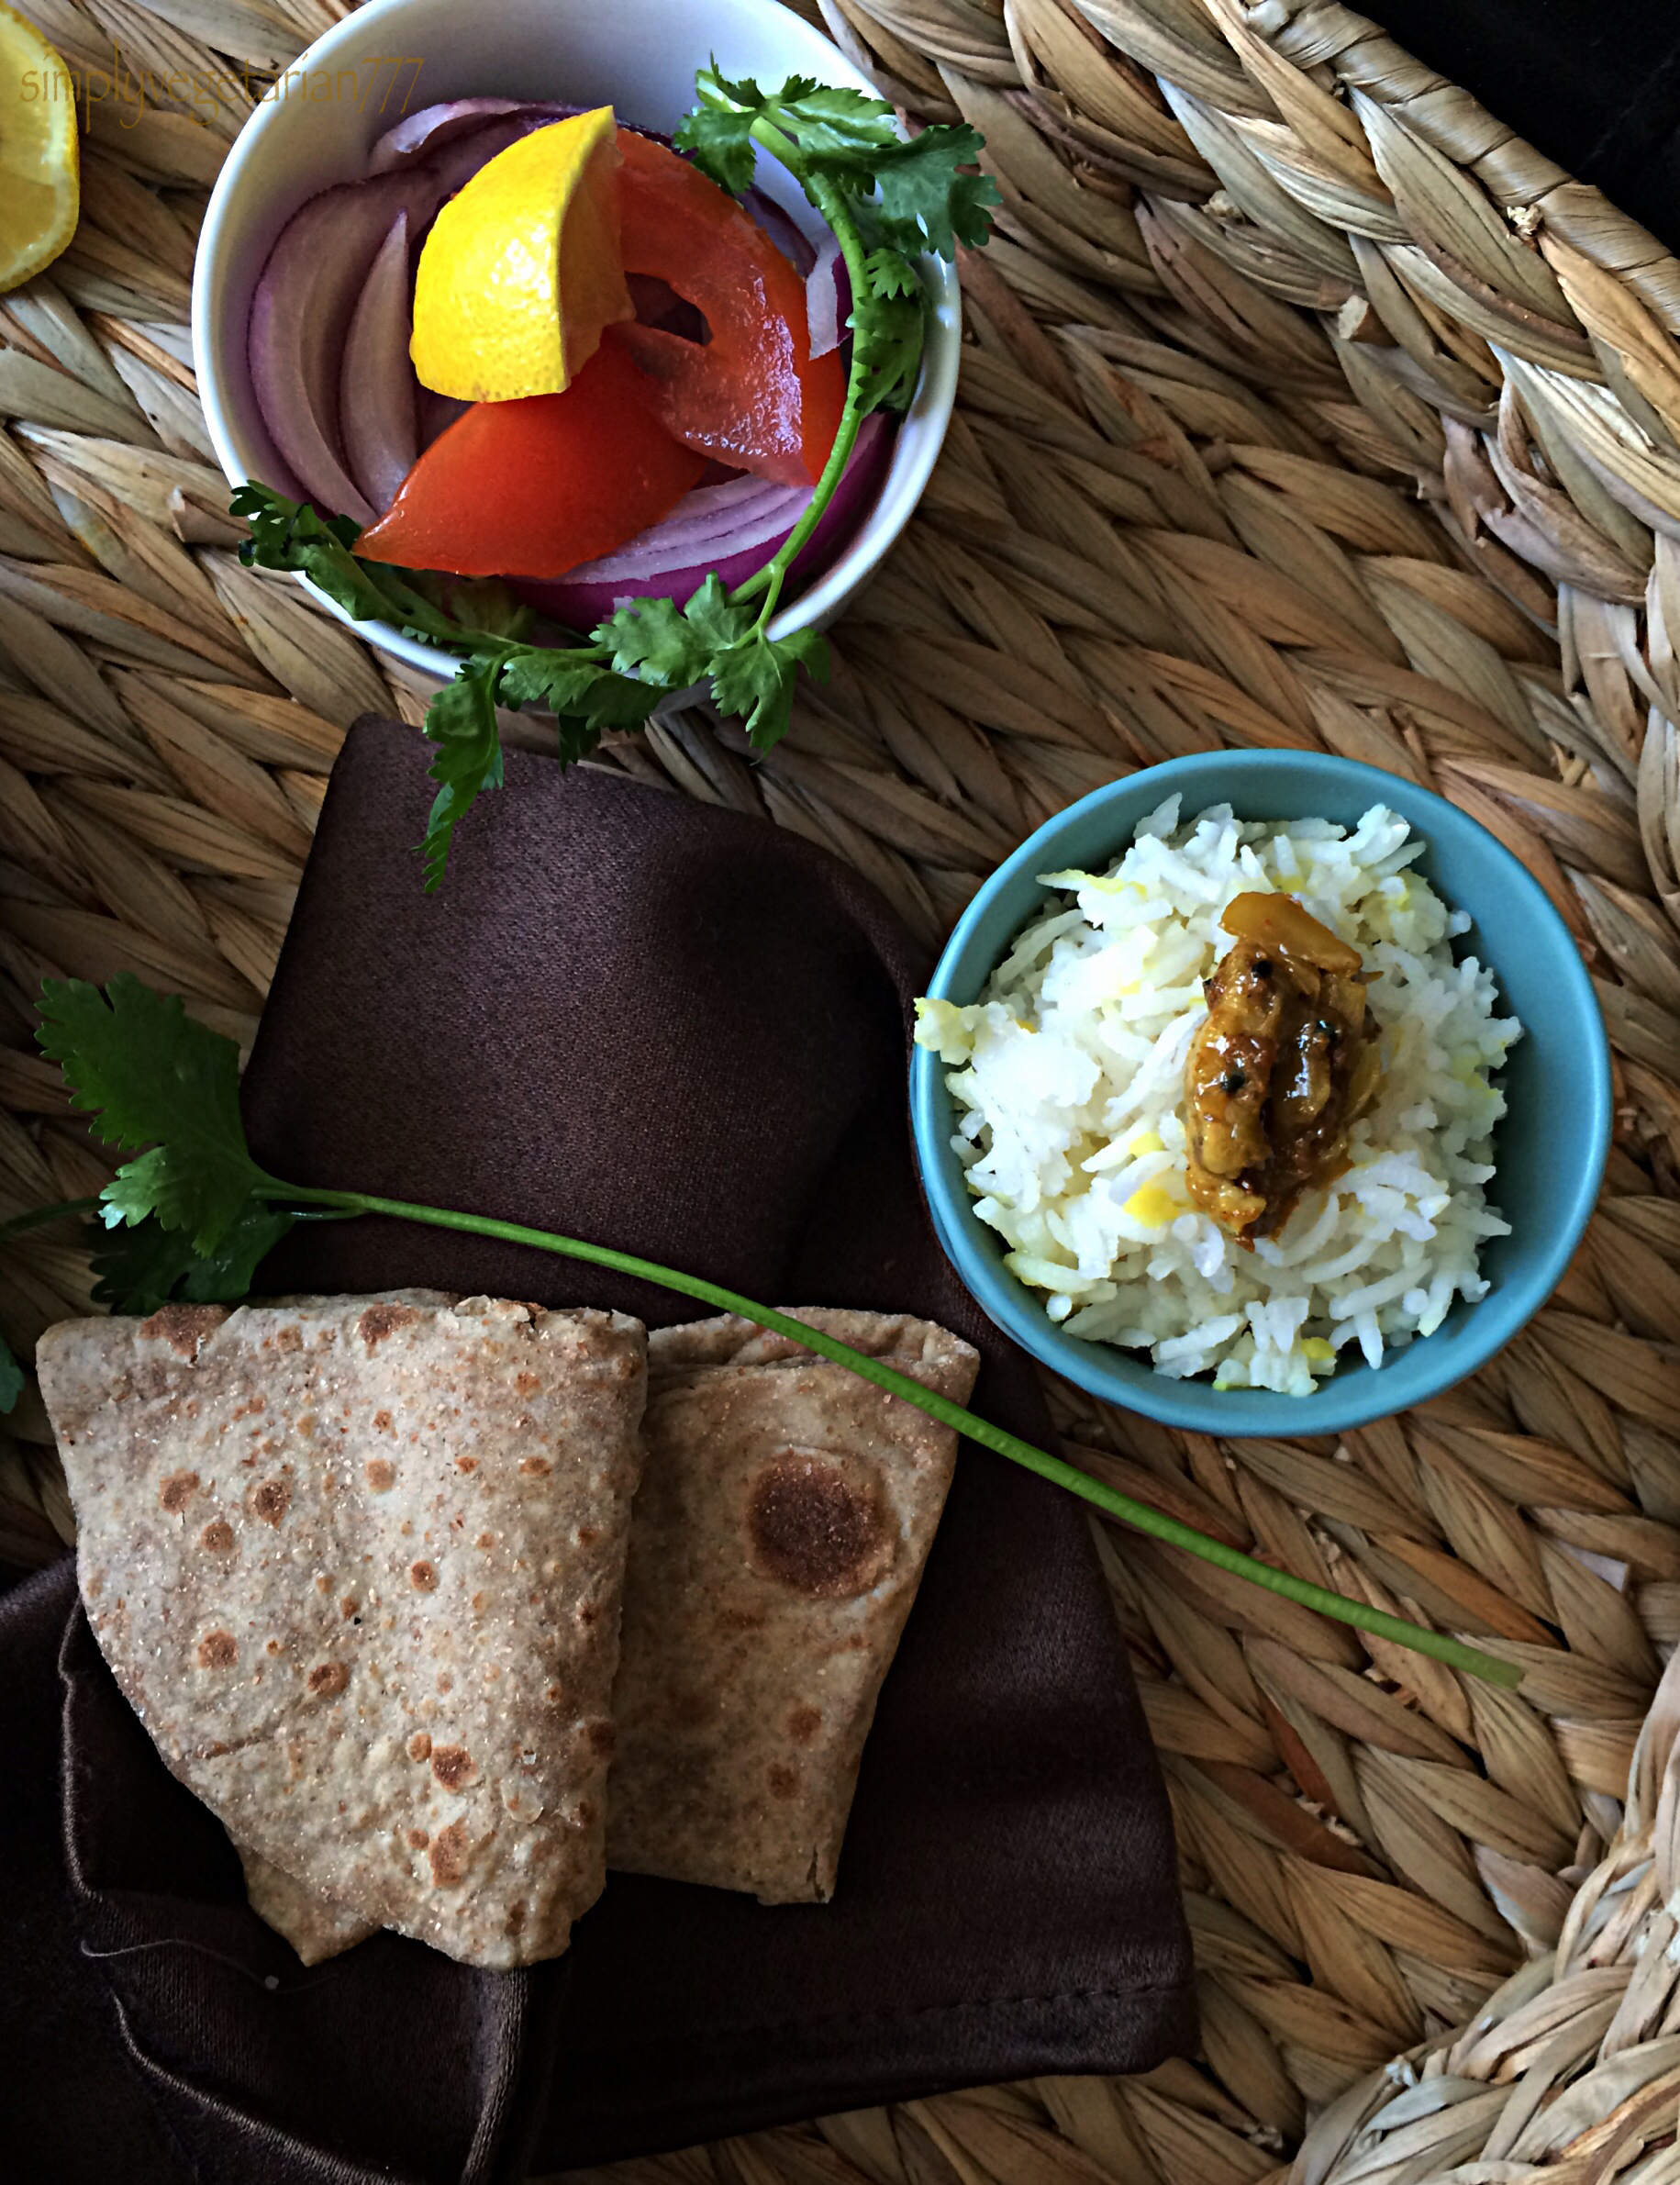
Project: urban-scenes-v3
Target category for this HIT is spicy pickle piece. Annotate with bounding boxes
[1183,892,1382,1243]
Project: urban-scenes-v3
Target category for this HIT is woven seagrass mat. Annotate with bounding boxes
[7,0,1680,2179]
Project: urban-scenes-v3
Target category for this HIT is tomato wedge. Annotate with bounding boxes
[608,128,845,489]
[354,339,706,579]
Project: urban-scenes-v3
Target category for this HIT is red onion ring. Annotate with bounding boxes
[517,410,890,628]
[367,98,579,173]
[339,211,417,512]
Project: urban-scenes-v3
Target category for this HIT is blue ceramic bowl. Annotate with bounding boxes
[910,750,1612,1435]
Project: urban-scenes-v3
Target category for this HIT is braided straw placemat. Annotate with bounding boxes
[5,1,1680,2179]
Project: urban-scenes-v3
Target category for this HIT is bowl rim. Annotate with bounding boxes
[188,0,961,679]
[910,747,1614,1436]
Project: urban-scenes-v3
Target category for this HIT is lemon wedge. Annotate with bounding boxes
[0,2,79,294]
[411,106,632,401]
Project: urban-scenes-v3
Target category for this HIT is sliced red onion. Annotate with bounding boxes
[564,479,812,585]
[339,212,417,513]
[248,169,434,525]
[418,386,470,448]
[806,232,842,361]
[248,124,540,521]
[517,411,890,628]
[367,98,579,173]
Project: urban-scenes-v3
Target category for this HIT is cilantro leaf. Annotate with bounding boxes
[418,656,505,891]
[85,1213,198,1313]
[869,127,999,257]
[0,1331,21,1414]
[87,1203,296,1316]
[765,84,899,164]
[234,485,485,651]
[497,648,658,730]
[709,624,830,748]
[596,592,717,687]
[497,646,661,768]
[852,281,927,414]
[678,572,755,656]
[863,246,922,300]
[36,976,277,1254]
[595,581,827,749]
[673,103,757,195]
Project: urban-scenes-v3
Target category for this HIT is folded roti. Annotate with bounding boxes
[606,1309,979,1903]
[38,1291,647,1970]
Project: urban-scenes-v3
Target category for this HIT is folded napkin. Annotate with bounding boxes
[0,718,1193,2183]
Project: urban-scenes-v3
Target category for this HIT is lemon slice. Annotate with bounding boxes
[411,106,632,402]
[0,1,79,294]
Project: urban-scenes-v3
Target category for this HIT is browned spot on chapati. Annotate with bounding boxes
[407,1828,429,1849]
[767,1763,797,1800]
[475,1533,495,1549]
[364,1457,396,1492]
[518,1455,551,1476]
[575,1525,598,1545]
[307,1661,349,1700]
[787,1705,822,1745]
[428,1819,469,1888]
[340,1597,358,1620]
[411,1559,438,1590]
[159,1470,199,1512]
[274,1323,303,1353]
[373,1410,394,1434]
[455,1456,477,1474]
[196,1630,237,1668]
[515,1372,540,1395]
[747,1456,889,1598]
[359,1303,419,1351]
[506,1901,526,1936]
[140,1304,228,1356]
[250,1477,290,1525]
[200,1520,235,1553]
[430,1745,474,1790]
[408,1733,432,1761]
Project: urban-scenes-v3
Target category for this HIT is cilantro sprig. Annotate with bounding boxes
[0,972,1524,1694]
[237,71,1000,888]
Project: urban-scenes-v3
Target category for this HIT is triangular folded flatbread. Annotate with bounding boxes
[606,1309,979,1904]
[38,1291,647,1969]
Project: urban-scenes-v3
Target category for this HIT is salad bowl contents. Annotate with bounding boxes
[193,0,987,885]
[911,751,1613,1435]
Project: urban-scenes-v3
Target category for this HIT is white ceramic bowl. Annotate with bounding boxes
[191,0,961,677]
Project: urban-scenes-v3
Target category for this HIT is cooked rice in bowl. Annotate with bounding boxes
[913,797,1522,1396]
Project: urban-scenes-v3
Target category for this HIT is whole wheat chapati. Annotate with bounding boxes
[606,1309,979,1903]
[38,1291,647,1969]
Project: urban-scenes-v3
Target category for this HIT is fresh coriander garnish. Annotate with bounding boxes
[0,971,1524,1693]
[236,71,999,889]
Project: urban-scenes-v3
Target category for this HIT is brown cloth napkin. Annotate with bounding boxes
[0,716,1193,2184]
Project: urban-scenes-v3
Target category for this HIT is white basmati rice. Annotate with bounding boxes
[915,798,1521,1395]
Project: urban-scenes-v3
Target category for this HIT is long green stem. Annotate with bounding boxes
[281,1180,1519,1688]
[0,1195,99,1244]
